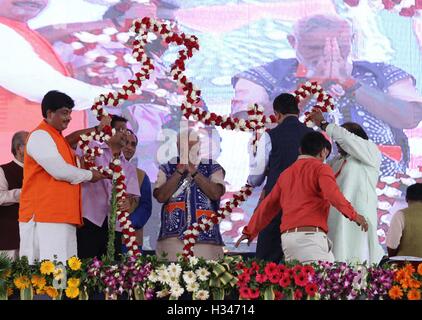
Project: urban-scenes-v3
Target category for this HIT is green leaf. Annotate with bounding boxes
[212,288,225,300]
[263,287,275,300]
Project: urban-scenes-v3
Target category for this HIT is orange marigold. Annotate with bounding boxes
[45,286,59,299]
[404,264,415,276]
[409,279,421,290]
[389,285,403,300]
[418,263,422,276]
[407,289,421,300]
[400,278,410,289]
[395,269,406,282]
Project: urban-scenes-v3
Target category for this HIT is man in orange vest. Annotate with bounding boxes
[19,90,107,264]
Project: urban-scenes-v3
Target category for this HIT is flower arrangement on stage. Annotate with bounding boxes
[2,253,420,301]
[388,263,422,300]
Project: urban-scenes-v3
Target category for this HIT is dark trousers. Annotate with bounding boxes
[77,218,122,260]
[256,212,283,262]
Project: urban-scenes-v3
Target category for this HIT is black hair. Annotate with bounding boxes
[41,91,74,118]
[406,183,422,202]
[342,122,369,140]
[126,128,139,145]
[273,93,299,115]
[300,131,332,157]
[110,114,128,128]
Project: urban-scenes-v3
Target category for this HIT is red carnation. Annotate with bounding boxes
[278,264,287,274]
[239,287,250,300]
[255,273,268,284]
[264,262,278,276]
[294,272,308,287]
[305,283,318,297]
[302,265,315,277]
[237,272,251,286]
[292,265,304,276]
[248,288,260,300]
[279,275,291,288]
[294,289,303,300]
[268,272,281,284]
[274,291,284,300]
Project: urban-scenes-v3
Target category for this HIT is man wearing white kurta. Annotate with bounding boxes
[310,110,385,264]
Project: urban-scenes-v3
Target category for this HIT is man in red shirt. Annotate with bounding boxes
[236,131,368,263]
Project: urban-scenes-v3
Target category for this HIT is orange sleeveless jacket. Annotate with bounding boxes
[19,121,82,225]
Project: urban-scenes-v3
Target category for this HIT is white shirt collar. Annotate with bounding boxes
[13,158,23,168]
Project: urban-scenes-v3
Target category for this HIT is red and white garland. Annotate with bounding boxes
[78,16,336,258]
[182,185,253,257]
[295,81,335,127]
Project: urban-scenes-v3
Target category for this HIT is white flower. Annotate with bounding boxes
[168,275,180,285]
[182,271,197,284]
[186,282,199,292]
[195,290,209,300]
[195,268,210,281]
[158,270,170,284]
[170,285,184,299]
[113,159,121,166]
[167,263,182,277]
[188,256,199,267]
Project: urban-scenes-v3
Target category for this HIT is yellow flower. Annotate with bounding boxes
[67,256,82,271]
[65,286,80,299]
[31,275,47,289]
[40,261,55,275]
[407,289,421,300]
[13,276,31,290]
[45,286,59,299]
[67,278,80,288]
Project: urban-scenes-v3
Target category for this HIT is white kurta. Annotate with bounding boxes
[326,124,385,264]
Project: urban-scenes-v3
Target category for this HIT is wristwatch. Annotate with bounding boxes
[191,171,198,179]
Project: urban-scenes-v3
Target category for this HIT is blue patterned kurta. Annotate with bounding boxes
[232,58,415,177]
[157,158,225,246]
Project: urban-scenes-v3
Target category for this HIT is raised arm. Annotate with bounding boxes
[325,123,381,168]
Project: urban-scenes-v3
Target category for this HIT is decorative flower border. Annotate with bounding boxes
[3,255,421,301]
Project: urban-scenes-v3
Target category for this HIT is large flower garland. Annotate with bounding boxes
[77,16,336,258]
